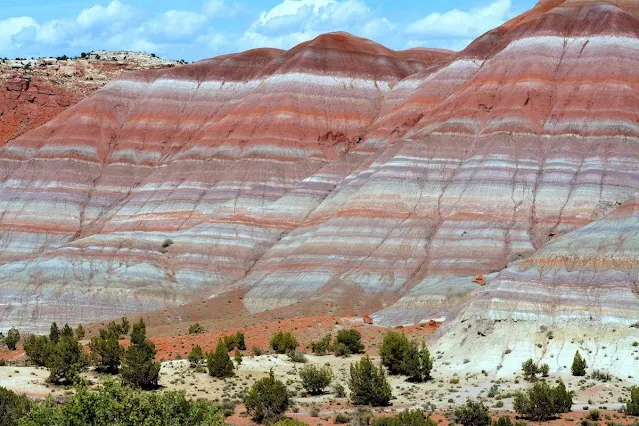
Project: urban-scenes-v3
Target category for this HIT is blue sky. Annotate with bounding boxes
[0,0,537,61]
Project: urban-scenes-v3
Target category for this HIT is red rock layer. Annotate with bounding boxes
[0,35,452,330]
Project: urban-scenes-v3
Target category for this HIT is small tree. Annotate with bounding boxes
[402,342,433,382]
[521,358,548,382]
[23,335,53,366]
[49,322,60,343]
[379,331,411,375]
[299,364,333,395]
[335,329,364,354]
[626,386,639,416]
[234,349,243,365]
[120,319,160,389]
[46,333,87,384]
[349,356,392,406]
[244,370,289,423]
[454,400,491,426]
[571,351,587,376]
[207,340,234,378]
[270,332,297,354]
[514,380,573,421]
[60,324,74,339]
[188,345,204,368]
[309,334,332,355]
[236,331,246,350]
[5,328,19,351]
[89,323,124,374]
[75,324,85,341]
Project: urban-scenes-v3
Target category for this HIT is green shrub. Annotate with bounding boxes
[207,340,234,378]
[287,350,307,363]
[74,325,85,341]
[0,386,32,426]
[299,364,333,395]
[335,329,365,354]
[332,382,346,397]
[586,410,600,421]
[492,417,513,426]
[46,332,87,384]
[188,323,205,335]
[5,328,19,350]
[335,413,352,423]
[626,386,639,416]
[270,332,297,354]
[349,356,392,406]
[521,359,549,382]
[17,379,224,425]
[23,335,53,367]
[89,322,125,374]
[234,349,242,365]
[120,319,160,389]
[454,400,491,426]
[309,334,332,356]
[272,420,308,426]
[188,345,204,368]
[333,342,352,357]
[244,370,289,423]
[572,351,587,376]
[514,380,573,420]
[373,409,436,426]
[402,342,433,382]
[379,331,411,375]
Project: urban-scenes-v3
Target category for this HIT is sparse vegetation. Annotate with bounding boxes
[373,409,436,426]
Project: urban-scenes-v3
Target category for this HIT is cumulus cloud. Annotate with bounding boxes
[240,0,372,50]
[76,1,134,29]
[140,10,209,41]
[0,0,519,60]
[405,0,513,38]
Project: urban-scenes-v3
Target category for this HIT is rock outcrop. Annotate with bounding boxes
[0,52,178,146]
[0,0,638,349]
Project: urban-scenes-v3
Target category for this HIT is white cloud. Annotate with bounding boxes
[76,1,134,29]
[203,0,245,17]
[405,0,513,38]
[0,17,38,50]
[361,18,395,39]
[140,10,208,41]
[240,0,372,49]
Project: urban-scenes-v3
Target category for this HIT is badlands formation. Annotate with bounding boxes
[0,52,178,146]
[0,0,638,375]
